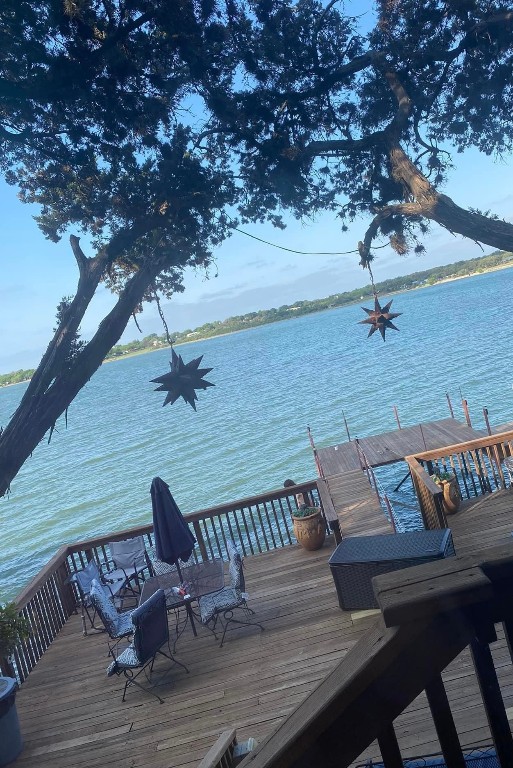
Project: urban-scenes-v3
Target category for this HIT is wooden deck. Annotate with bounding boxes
[15,539,379,768]
[13,489,513,767]
[317,418,484,474]
[325,470,393,538]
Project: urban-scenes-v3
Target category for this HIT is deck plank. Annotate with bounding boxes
[325,470,393,538]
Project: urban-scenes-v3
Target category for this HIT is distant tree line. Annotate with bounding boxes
[2,249,512,387]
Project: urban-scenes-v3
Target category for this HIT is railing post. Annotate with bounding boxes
[470,626,513,767]
[483,407,492,436]
[377,724,403,768]
[462,398,472,427]
[193,520,209,561]
[425,675,466,768]
[383,494,397,533]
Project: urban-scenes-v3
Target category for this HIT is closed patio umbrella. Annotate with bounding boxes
[150,477,196,583]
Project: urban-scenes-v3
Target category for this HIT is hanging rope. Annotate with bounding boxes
[153,289,174,347]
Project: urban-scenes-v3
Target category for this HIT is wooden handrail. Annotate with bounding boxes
[197,729,237,768]
[14,545,70,610]
[184,481,319,524]
[238,542,513,768]
[406,430,513,528]
[66,481,320,551]
[409,428,513,461]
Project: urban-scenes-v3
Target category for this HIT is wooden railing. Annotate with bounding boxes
[238,541,513,768]
[6,480,328,682]
[406,455,446,530]
[406,429,513,530]
[198,729,238,768]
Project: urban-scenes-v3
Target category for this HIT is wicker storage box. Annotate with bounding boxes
[329,529,455,611]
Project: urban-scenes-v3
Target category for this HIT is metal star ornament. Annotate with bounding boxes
[359,296,402,341]
[151,349,214,410]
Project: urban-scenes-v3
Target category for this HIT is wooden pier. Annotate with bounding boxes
[323,470,393,538]
[316,418,484,474]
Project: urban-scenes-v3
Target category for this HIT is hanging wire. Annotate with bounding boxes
[366,261,379,299]
[227,215,392,256]
[153,289,174,347]
[232,226,360,255]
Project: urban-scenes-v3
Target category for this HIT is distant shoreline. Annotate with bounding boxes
[2,259,512,388]
[97,260,513,361]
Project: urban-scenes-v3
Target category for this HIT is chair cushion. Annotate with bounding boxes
[90,579,120,634]
[113,610,136,638]
[228,554,242,592]
[199,587,241,624]
[107,645,140,676]
[74,560,101,597]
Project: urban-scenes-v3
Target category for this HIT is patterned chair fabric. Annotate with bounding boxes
[89,579,135,640]
[198,540,263,647]
[145,546,179,577]
[199,587,241,625]
[106,588,188,702]
[69,559,127,634]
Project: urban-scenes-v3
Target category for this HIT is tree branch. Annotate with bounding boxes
[69,235,89,276]
[0,256,164,497]
[358,202,422,267]
[359,141,513,267]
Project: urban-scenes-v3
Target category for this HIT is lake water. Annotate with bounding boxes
[2,268,513,599]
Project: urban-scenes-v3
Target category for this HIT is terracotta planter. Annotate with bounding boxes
[291,508,326,551]
[437,477,461,515]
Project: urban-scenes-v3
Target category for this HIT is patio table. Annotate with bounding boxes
[329,529,455,611]
[139,559,225,637]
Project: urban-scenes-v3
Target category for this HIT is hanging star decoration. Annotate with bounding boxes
[359,296,402,341]
[151,348,214,410]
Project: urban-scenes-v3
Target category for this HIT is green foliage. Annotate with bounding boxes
[201,0,513,256]
[433,470,455,482]
[0,602,30,658]
[0,370,34,387]
[54,296,86,369]
[1,0,513,496]
[292,506,320,519]
[0,1,238,298]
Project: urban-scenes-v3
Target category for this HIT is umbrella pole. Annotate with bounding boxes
[176,560,184,584]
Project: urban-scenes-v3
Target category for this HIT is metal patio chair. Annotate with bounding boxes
[69,559,127,635]
[145,545,179,577]
[106,536,149,596]
[107,588,189,703]
[198,540,264,647]
[88,578,137,656]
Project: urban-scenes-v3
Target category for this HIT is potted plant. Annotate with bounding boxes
[0,602,30,676]
[291,506,326,551]
[0,602,29,767]
[432,470,461,514]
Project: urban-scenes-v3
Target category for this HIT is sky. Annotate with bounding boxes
[1,144,513,373]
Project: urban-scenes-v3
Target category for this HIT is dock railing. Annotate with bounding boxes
[4,479,331,682]
[236,541,513,768]
[406,429,513,530]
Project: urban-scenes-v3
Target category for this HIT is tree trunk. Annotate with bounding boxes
[0,259,161,497]
[388,142,513,253]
